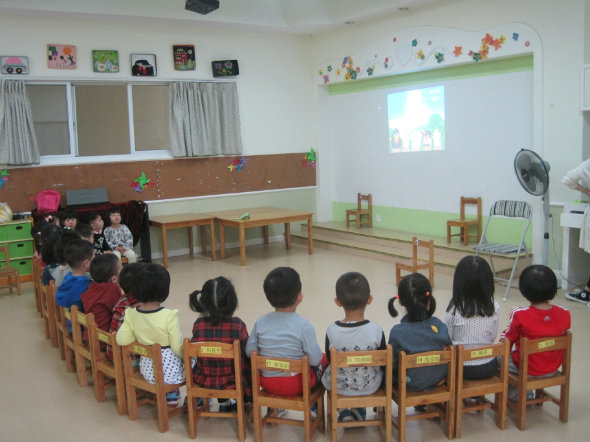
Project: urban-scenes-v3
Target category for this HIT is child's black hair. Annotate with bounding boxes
[388,273,436,322]
[54,229,82,265]
[41,232,60,265]
[63,238,94,269]
[446,255,495,318]
[133,263,170,303]
[83,211,101,225]
[263,267,301,309]
[189,276,238,326]
[518,264,557,304]
[106,208,122,218]
[118,262,144,294]
[335,271,370,311]
[40,222,61,242]
[89,253,120,283]
[59,208,78,224]
[31,224,43,253]
[75,223,93,240]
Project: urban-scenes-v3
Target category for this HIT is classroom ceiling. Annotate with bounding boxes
[0,0,453,34]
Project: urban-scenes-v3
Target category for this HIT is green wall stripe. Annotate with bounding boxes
[327,55,533,95]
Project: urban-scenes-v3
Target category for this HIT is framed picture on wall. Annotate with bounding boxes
[130,53,156,76]
[47,44,77,69]
[173,45,196,70]
[1,56,29,74]
[92,49,119,73]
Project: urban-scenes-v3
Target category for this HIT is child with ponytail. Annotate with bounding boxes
[189,277,251,411]
[388,273,451,391]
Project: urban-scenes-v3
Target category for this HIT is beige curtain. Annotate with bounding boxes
[169,81,243,157]
[0,80,40,165]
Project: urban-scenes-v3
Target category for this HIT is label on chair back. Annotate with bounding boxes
[417,355,440,364]
[97,331,109,344]
[200,346,222,355]
[538,339,555,350]
[347,355,372,365]
[266,360,290,370]
[470,348,493,358]
[133,345,148,356]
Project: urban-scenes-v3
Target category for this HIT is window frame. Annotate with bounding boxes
[27,80,173,166]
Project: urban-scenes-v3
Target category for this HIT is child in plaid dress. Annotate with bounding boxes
[189,276,251,411]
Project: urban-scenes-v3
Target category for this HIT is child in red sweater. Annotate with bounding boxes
[501,265,570,400]
[81,253,122,331]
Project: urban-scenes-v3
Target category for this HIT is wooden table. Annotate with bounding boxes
[149,213,216,268]
[205,207,313,266]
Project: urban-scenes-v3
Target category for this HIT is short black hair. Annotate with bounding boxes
[519,265,557,304]
[41,232,60,264]
[335,272,370,310]
[59,208,78,223]
[83,211,101,225]
[89,253,120,283]
[133,263,170,303]
[263,267,301,308]
[118,262,144,294]
[54,229,82,265]
[107,208,122,217]
[75,223,93,240]
[63,238,94,268]
[447,255,495,318]
[189,276,238,326]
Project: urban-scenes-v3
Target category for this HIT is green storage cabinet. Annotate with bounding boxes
[0,219,33,279]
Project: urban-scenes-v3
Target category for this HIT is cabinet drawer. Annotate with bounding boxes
[0,221,32,241]
[7,241,34,258]
[0,257,32,276]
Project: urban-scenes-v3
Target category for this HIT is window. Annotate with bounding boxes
[27,82,171,164]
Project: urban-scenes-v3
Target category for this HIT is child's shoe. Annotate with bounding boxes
[219,399,237,413]
[338,409,355,422]
[565,288,590,303]
[311,403,318,419]
[351,407,366,421]
[166,388,180,407]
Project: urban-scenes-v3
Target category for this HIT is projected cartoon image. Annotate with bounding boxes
[388,85,445,153]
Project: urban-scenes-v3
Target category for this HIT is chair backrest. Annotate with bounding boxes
[460,197,482,220]
[0,244,11,265]
[410,236,434,264]
[518,332,571,375]
[358,193,372,211]
[123,341,164,387]
[397,346,455,396]
[489,200,532,219]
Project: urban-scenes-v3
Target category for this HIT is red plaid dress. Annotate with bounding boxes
[106,294,140,359]
[191,317,252,399]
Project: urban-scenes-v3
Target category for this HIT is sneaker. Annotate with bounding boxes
[338,409,355,422]
[311,403,318,419]
[351,407,366,421]
[166,388,180,407]
[219,399,237,413]
[413,405,427,412]
[526,390,535,400]
[177,385,187,408]
[565,288,590,304]
[266,407,288,418]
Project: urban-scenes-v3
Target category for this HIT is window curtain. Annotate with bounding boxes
[0,80,40,165]
[169,82,243,157]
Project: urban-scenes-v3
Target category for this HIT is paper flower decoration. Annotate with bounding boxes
[228,157,247,172]
[435,52,444,63]
[131,172,154,192]
[303,148,317,169]
[0,169,9,188]
[412,39,418,47]
[453,46,462,57]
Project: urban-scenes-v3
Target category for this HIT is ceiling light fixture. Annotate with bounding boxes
[185,0,219,15]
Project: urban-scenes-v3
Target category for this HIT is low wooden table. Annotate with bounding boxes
[205,207,313,266]
[149,213,216,268]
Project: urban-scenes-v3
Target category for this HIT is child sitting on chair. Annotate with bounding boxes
[104,208,136,263]
[501,265,570,401]
[55,239,94,312]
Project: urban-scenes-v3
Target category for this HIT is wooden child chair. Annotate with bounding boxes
[454,340,510,438]
[391,346,456,442]
[446,197,482,245]
[395,237,434,287]
[183,339,247,441]
[122,341,185,433]
[32,257,43,315]
[89,324,127,415]
[71,304,95,387]
[327,346,393,442]
[58,305,76,373]
[346,193,372,228]
[42,280,59,348]
[251,351,325,442]
[0,244,22,296]
[507,332,572,431]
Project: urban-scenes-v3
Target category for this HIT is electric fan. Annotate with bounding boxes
[514,148,550,265]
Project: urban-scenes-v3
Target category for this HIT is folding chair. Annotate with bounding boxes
[70,305,95,387]
[183,339,247,440]
[89,324,127,415]
[508,332,572,430]
[346,193,373,228]
[251,351,325,442]
[57,305,76,373]
[391,346,455,442]
[122,341,185,432]
[395,237,434,287]
[473,200,532,301]
[455,340,510,438]
[446,196,482,245]
[327,345,392,442]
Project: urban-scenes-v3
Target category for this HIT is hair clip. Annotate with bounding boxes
[426,291,430,296]
[396,295,399,300]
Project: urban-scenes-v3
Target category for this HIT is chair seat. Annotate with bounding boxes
[395,383,451,406]
[473,243,522,254]
[446,218,479,227]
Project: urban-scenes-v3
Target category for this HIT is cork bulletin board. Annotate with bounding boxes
[2,153,316,212]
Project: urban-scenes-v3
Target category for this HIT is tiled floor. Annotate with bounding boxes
[1,242,588,441]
